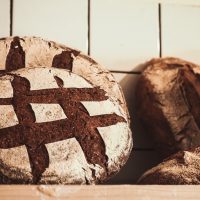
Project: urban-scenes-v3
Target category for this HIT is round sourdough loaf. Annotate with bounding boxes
[0,67,132,184]
[136,57,200,157]
[138,147,200,184]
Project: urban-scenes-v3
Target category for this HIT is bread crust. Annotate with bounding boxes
[138,147,200,184]
[136,57,200,157]
[0,37,132,184]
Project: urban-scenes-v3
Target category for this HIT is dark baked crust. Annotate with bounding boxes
[0,67,132,184]
[2,36,79,73]
[136,57,200,157]
[138,147,200,184]
[6,37,25,71]
[0,37,132,184]
[0,71,124,183]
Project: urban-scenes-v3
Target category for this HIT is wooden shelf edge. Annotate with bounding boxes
[0,185,199,200]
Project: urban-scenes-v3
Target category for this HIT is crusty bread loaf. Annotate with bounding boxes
[136,57,200,157]
[138,147,200,184]
[0,67,132,184]
[0,36,132,184]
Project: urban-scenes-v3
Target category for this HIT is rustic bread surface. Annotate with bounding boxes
[0,67,132,184]
[138,147,200,184]
[136,57,200,157]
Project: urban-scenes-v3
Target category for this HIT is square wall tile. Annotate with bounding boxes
[0,0,10,37]
[91,1,159,72]
[162,4,200,64]
[13,0,88,53]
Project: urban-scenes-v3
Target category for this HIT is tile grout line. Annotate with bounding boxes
[10,0,13,36]
[158,3,162,58]
[87,0,91,55]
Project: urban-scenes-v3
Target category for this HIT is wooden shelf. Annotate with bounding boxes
[0,185,199,200]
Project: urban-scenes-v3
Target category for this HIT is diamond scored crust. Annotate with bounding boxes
[0,67,131,184]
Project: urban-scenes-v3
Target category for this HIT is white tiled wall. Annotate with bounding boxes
[0,0,10,37]
[162,4,200,64]
[13,0,88,53]
[90,1,159,72]
[0,0,200,183]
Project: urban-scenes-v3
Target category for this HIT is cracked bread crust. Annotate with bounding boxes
[0,67,132,184]
[136,57,200,157]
